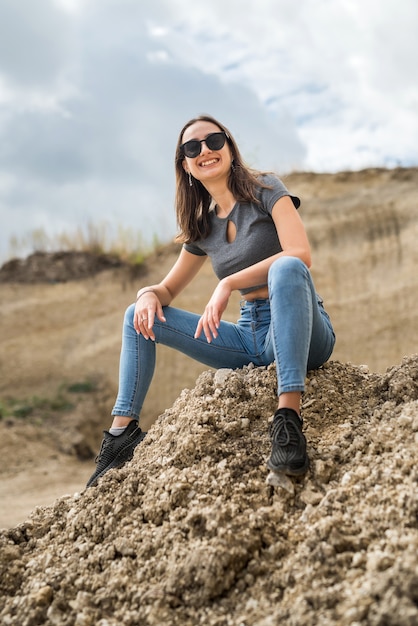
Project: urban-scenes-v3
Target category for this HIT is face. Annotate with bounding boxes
[181,120,232,185]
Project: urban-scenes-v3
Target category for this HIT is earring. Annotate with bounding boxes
[188,171,193,187]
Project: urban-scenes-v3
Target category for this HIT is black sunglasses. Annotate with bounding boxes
[180,131,228,158]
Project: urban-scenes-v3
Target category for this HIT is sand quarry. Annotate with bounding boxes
[0,168,417,625]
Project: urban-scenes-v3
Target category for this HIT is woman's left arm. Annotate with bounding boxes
[195,196,311,342]
[270,194,311,267]
[223,195,311,293]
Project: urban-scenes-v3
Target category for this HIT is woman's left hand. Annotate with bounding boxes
[195,280,231,343]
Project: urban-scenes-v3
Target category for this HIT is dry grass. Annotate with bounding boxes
[7,221,163,266]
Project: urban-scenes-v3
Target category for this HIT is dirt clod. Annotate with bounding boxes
[1,356,418,625]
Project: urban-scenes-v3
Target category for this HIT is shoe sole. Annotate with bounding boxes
[267,456,310,477]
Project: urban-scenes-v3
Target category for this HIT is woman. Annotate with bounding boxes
[86,114,335,488]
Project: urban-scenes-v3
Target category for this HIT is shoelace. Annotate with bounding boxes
[95,436,114,464]
[270,416,302,447]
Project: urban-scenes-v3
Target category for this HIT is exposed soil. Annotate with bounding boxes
[0,167,417,624]
[0,250,126,284]
[1,357,418,625]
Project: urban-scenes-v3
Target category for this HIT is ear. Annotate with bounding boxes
[182,160,189,174]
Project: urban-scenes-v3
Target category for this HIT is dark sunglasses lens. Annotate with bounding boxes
[182,140,201,158]
[206,132,226,151]
[182,132,227,158]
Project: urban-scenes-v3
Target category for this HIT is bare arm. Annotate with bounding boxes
[135,247,207,339]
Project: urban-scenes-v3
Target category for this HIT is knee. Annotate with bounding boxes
[123,302,136,327]
[268,256,307,286]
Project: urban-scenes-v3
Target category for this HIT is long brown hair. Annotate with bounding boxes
[175,115,268,243]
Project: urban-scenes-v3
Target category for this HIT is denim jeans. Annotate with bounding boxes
[112,256,336,419]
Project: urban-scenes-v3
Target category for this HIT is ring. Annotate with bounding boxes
[141,317,147,321]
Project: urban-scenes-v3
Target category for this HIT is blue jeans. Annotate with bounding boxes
[112,256,336,419]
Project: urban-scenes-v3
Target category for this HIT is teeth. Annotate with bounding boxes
[201,159,217,166]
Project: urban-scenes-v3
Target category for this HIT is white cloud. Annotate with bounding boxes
[151,0,418,170]
[0,0,305,261]
[0,0,416,261]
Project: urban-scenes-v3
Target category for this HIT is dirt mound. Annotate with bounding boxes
[0,251,126,283]
[1,356,418,626]
[0,243,181,284]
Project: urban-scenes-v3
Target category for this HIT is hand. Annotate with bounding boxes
[195,280,231,343]
[134,292,166,340]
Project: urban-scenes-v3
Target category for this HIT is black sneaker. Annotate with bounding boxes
[267,408,309,476]
[86,420,146,487]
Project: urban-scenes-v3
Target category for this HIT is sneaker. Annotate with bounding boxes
[86,420,146,487]
[267,408,309,476]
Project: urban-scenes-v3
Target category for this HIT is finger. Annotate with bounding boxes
[156,303,166,323]
[146,308,155,328]
[202,319,216,343]
[206,323,217,341]
[134,311,142,334]
[145,309,156,341]
[194,317,203,339]
[136,313,151,339]
[134,305,149,333]
[208,315,219,339]
[212,310,221,330]
[204,308,219,341]
[202,322,212,343]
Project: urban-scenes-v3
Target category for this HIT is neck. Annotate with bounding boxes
[204,182,236,217]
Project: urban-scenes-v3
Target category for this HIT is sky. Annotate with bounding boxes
[0,0,417,262]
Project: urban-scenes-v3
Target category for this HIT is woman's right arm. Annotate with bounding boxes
[134,247,207,338]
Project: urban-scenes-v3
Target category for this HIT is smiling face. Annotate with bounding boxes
[181,120,233,187]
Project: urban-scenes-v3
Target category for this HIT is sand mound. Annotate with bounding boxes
[1,356,418,625]
[0,251,127,283]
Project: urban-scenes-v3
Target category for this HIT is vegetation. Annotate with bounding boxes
[0,380,98,421]
[8,221,163,266]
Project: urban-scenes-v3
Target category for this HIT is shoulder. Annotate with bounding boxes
[183,242,207,256]
[256,173,300,212]
[256,172,292,195]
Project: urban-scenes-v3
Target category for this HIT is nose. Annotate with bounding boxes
[199,139,211,155]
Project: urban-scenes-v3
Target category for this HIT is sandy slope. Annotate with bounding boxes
[0,167,417,529]
[1,357,418,625]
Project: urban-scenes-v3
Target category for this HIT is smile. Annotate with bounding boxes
[200,158,218,167]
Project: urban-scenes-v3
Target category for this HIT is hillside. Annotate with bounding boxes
[0,167,417,621]
[1,356,418,625]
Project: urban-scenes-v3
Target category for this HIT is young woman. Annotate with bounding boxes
[86,115,335,488]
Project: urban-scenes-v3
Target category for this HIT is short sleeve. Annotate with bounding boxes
[258,174,300,214]
[183,242,207,257]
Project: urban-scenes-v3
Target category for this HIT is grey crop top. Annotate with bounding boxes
[183,173,301,295]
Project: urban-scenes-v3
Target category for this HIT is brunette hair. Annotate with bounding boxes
[174,114,268,243]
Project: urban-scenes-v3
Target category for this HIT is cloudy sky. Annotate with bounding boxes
[0,0,417,262]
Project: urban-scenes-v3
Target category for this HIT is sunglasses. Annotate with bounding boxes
[180,131,228,158]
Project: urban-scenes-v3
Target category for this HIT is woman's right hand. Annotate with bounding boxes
[134,291,166,340]
[132,247,206,339]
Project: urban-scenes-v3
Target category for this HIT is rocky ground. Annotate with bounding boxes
[0,167,417,624]
[1,356,418,625]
